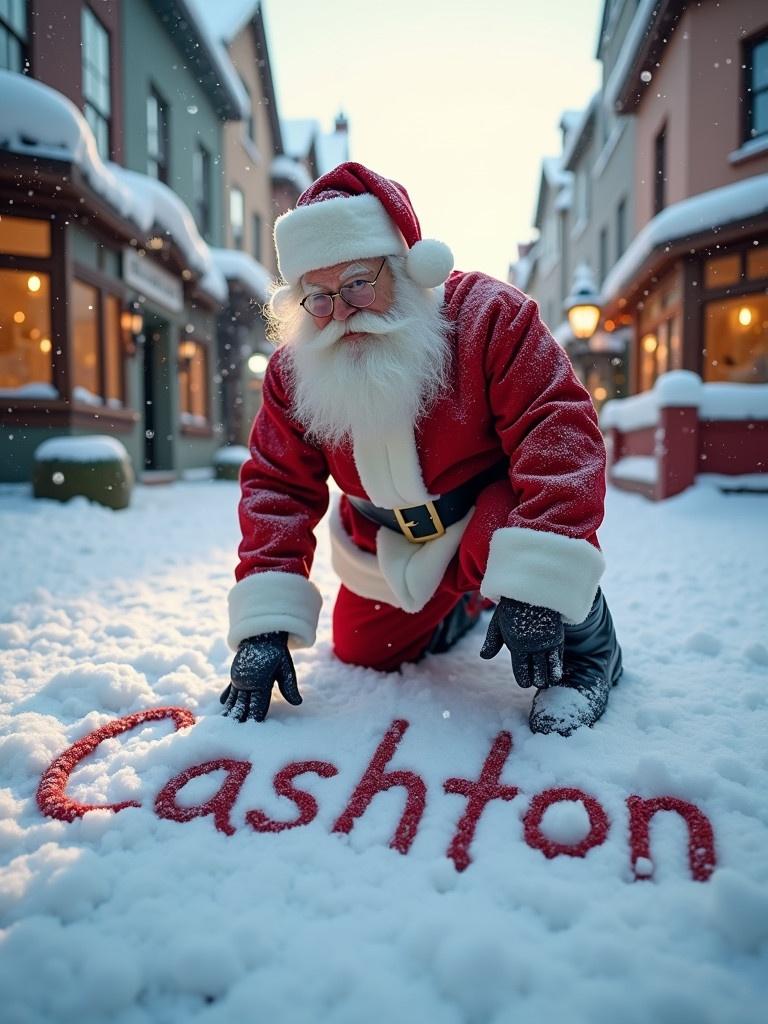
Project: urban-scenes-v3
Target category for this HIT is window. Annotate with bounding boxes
[599,226,608,286]
[103,294,124,407]
[147,88,170,182]
[704,294,768,383]
[72,279,101,404]
[744,32,768,143]
[616,197,626,260]
[193,144,211,238]
[240,74,255,143]
[653,125,666,215]
[0,215,50,257]
[178,339,209,425]
[0,268,52,395]
[82,7,111,159]
[0,0,28,73]
[230,187,245,249]
[252,212,262,261]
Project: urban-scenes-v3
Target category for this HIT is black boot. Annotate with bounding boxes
[529,588,622,737]
[427,593,488,655]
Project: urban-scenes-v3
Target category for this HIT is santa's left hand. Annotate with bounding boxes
[480,597,564,688]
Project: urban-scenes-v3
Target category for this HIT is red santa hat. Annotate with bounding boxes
[273,162,454,289]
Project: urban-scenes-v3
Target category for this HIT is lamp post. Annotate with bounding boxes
[564,264,601,341]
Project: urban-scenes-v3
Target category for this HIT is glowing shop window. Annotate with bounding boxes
[703,293,768,383]
[0,216,51,258]
[704,253,741,290]
[747,246,768,281]
[0,269,53,394]
[104,294,124,407]
[178,340,209,423]
[72,279,102,403]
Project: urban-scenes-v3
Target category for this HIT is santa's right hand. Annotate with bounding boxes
[220,632,301,723]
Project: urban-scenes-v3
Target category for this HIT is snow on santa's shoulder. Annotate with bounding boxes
[0,479,766,1023]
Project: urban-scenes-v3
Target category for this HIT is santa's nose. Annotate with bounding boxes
[331,297,356,321]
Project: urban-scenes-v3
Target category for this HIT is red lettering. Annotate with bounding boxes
[524,787,610,858]
[155,759,252,836]
[627,795,716,882]
[37,707,195,822]
[443,731,519,872]
[247,760,339,833]
[332,719,426,854]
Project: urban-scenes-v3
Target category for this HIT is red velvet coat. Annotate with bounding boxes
[228,272,607,650]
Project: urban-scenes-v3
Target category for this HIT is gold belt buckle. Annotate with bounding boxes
[393,500,446,543]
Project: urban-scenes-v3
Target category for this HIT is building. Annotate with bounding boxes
[514,0,768,497]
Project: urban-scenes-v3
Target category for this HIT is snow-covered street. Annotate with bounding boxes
[1,479,767,1023]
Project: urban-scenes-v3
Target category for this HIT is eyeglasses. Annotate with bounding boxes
[300,259,387,318]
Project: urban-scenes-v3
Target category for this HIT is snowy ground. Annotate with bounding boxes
[1,478,767,1024]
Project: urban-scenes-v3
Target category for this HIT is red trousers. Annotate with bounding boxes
[332,583,465,672]
[332,479,515,671]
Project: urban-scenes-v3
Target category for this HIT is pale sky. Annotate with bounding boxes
[262,0,604,280]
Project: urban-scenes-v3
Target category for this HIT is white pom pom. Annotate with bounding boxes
[405,239,454,288]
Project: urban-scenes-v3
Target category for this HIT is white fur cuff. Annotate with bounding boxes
[481,527,605,624]
[227,571,323,650]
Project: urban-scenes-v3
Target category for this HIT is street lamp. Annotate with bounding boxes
[565,264,601,341]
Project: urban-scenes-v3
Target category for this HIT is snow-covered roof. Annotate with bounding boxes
[270,155,313,194]
[603,0,660,113]
[533,158,572,227]
[316,130,349,175]
[0,71,229,305]
[561,92,599,171]
[0,70,151,231]
[601,174,768,304]
[111,167,227,302]
[282,118,320,159]
[186,0,259,43]
[210,248,273,301]
[175,0,250,119]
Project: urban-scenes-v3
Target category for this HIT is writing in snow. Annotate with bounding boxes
[37,707,716,882]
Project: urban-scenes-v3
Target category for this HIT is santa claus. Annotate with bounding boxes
[220,162,622,735]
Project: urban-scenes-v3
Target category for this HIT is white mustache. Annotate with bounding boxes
[302,309,422,351]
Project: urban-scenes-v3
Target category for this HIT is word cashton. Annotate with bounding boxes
[37,708,717,881]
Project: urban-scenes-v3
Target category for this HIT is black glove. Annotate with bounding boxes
[479,598,564,688]
[220,631,301,723]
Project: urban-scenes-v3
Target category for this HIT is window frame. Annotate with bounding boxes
[71,262,129,410]
[252,211,262,261]
[177,338,211,431]
[81,5,112,160]
[653,123,666,216]
[193,143,212,239]
[147,86,170,183]
[0,0,28,74]
[743,29,768,145]
[230,186,245,250]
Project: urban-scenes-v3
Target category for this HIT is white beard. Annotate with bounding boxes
[277,261,451,448]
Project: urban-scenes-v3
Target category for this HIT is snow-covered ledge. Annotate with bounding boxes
[602,373,768,500]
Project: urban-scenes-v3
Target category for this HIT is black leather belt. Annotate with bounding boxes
[347,461,506,543]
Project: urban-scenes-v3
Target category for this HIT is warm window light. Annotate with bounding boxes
[593,386,607,401]
[179,340,198,360]
[604,319,615,332]
[147,236,165,250]
[30,327,41,340]
[642,334,658,353]
[248,352,270,376]
[27,274,42,293]
[13,310,25,324]
[121,305,144,337]
[738,306,753,327]
[40,338,52,353]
